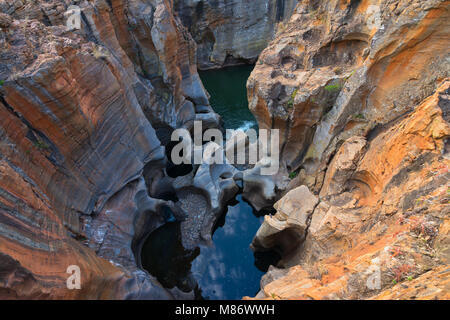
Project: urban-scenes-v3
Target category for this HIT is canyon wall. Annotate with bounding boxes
[0,0,218,299]
[248,0,450,299]
[1,0,449,300]
[174,0,297,69]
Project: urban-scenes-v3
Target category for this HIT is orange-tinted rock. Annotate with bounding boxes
[371,265,450,300]
[248,80,450,300]
[0,0,215,299]
[246,0,449,299]
[174,0,298,69]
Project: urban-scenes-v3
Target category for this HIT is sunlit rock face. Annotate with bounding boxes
[0,0,217,299]
[1,0,449,301]
[174,0,297,69]
[248,0,450,175]
[245,0,450,300]
[248,80,450,300]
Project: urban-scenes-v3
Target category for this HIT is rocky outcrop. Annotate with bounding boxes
[319,136,366,198]
[239,159,289,211]
[1,0,449,301]
[174,0,297,69]
[251,185,318,255]
[0,0,219,299]
[246,0,450,300]
[172,156,240,249]
[248,0,450,177]
[248,79,450,299]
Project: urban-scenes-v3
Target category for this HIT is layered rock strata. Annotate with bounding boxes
[0,0,224,299]
[247,0,450,300]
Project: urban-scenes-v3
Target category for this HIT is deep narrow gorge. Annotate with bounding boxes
[140,65,279,300]
[0,0,449,300]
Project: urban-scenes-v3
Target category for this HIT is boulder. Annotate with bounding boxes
[251,186,319,255]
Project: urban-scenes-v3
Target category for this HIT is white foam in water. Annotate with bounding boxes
[236,121,255,132]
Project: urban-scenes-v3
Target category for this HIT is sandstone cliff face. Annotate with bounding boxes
[247,0,450,299]
[1,0,449,301]
[174,0,297,69]
[0,0,216,299]
[248,0,449,175]
[250,80,449,299]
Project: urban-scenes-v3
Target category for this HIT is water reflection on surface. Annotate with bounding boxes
[199,65,258,131]
[141,195,280,299]
[141,222,199,293]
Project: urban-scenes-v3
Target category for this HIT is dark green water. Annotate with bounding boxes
[199,65,258,131]
[142,66,279,300]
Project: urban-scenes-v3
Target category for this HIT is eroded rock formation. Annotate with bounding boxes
[174,0,297,69]
[0,0,222,299]
[251,81,450,299]
[248,0,449,175]
[247,0,450,299]
[1,0,449,301]
[252,185,319,255]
